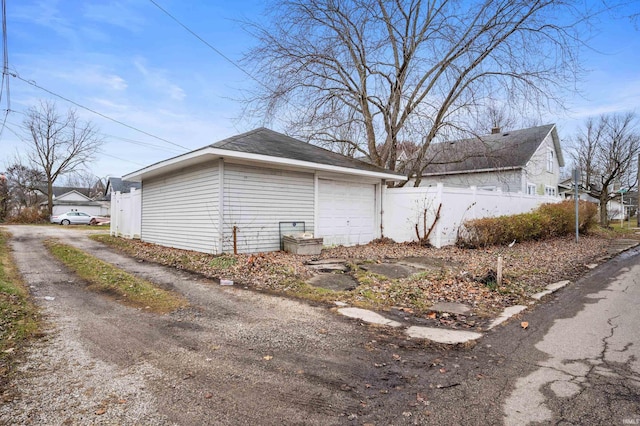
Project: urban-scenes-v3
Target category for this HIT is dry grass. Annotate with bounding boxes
[45,240,188,314]
[0,231,40,385]
[89,232,623,319]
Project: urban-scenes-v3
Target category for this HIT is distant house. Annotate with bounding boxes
[417,124,564,195]
[559,177,637,221]
[102,177,141,199]
[123,127,405,254]
[40,188,109,216]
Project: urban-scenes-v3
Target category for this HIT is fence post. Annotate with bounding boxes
[434,183,444,248]
[110,191,116,236]
[128,188,136,239]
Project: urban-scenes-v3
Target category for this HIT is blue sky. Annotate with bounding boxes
[1,0,639,180]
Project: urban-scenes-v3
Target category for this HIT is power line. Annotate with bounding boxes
[148,0,264,89]
[10,72,190,151]
[3,114,184,155]
[100,152,148,167]
[146,1,298,130]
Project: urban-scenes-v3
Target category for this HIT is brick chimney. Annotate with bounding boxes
[491,126,501,134]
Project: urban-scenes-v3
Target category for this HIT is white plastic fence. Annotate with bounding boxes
[383,183,561,248]
[110,188,141,239]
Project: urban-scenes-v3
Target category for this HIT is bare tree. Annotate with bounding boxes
[243,0,591,184]
[0,173,7,221]
[4,161,45,214]
[571,113,640,226]
[23,101,103,215]
[61,170,104,198]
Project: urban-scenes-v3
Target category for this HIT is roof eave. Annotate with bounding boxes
[421,165,522,177]
[123,147,407,182]
[550,126,565,167]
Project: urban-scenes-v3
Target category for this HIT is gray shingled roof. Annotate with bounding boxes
[422,124,560,175]
[210,127,402,176]
[105,177,141,193]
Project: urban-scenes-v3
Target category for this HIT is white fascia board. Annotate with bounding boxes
[124,147,407,182]
[422,166,521,176]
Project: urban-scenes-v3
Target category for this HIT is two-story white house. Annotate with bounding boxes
[417,124,564,195]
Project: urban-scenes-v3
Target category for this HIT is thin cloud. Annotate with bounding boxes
[133,58,186,102]
[82,1,146,32]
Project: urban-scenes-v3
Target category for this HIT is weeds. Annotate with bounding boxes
[0,231,40,382]
[45,240,188,313]
[209,254,238,269]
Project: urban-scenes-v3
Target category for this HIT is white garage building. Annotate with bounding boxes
[123,128,405,254]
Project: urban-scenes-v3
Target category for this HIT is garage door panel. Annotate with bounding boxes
[318,179,376,246]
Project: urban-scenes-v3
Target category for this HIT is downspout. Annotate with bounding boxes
[218,158,224,254]
[380,180,385,238]
[313,172,319,237]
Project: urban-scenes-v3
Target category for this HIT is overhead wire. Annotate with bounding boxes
[4,113,184,156]
[146,0,299,128]
[148,0,265,89]
[10,72,190,151]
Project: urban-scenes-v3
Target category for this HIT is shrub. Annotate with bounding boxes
[458,200,598,248]
[5,207,49,224]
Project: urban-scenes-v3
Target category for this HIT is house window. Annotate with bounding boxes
[547,149,554,173]
[545,185,557,196]
[527,183,536,195]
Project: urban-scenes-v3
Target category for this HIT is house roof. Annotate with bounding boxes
[422,124,564,176]
[124,128,406,182]
[37,186,93,198]
[103,177,141,195]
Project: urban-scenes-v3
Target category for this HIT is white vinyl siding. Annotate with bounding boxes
[317,179,376,246]
[545,185,557,196]
[222,163,314,253]
[420,169,523,193]
[142,162,220,253]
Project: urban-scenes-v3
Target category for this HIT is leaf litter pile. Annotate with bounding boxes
[92,234,620,322]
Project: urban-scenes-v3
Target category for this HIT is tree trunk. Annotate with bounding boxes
[47,180,54,216]
[599,190,609,227]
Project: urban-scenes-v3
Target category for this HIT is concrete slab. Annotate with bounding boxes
[488,305,528,330]
[399,256,460,268]
[359,263,419,279]
[531,280,570,300]
[307,274,357,291]
[429,302,471,315]
[405,326,482,344]
[337,307,402,328]
[531,290,553,301]
[307,263,350,272]
[546,280,570,292]
[305,258,348,265]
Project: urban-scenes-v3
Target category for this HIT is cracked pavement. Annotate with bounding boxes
[503,249,640,425]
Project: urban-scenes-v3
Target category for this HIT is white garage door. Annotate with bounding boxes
[317,179,376,246]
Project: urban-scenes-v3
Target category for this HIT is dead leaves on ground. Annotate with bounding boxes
[94,235,611,318]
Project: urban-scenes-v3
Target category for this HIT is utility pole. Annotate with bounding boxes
[574,168,579,243]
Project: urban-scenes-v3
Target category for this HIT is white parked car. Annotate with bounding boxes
[50,211,94,225]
